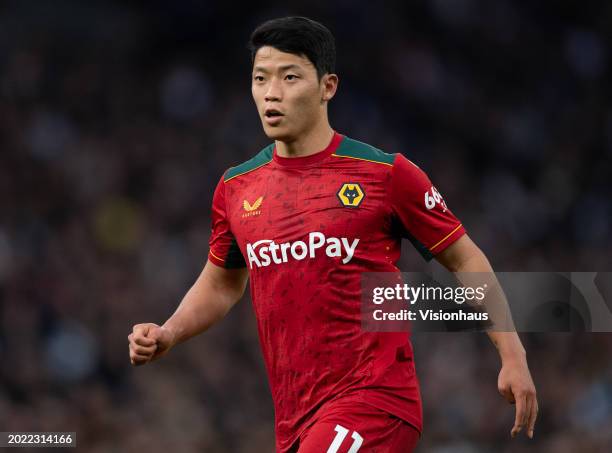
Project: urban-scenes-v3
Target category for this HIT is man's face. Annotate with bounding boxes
[252,46,332,141]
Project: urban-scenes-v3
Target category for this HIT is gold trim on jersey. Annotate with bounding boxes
[331,153,394,167]
[209,249,224,262]
[225,161,272,183]
[430,224,463,251]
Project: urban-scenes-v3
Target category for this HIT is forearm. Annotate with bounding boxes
[162,263,247,347]
[451,243,526,363]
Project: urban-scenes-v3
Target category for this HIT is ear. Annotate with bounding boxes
[321,73,339,102]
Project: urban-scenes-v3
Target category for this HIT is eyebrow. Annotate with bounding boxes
[253,64,302,73]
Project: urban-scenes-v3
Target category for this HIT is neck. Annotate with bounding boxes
[275,118,334,158]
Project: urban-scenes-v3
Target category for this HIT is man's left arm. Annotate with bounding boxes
[435,234,539,439]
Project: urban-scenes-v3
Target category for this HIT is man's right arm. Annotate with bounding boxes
[128,260,249,366]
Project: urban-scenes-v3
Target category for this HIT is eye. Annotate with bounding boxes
[285,74,299,81]
[253,75,265,82]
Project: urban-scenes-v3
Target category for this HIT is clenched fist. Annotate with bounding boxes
[128,323,175,366]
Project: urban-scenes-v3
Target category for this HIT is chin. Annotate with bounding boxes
[262,125,293,142]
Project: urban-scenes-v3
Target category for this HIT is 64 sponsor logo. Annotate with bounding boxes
[424,185,447,212]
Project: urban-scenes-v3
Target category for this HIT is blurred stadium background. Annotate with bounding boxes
[1,0,611,451]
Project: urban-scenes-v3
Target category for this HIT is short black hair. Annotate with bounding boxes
[248,16,336,79]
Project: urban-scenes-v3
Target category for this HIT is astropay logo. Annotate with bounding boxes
[246,232,359,269]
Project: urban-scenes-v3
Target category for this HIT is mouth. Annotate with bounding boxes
[264,109,284,125]
[264,109,284,118]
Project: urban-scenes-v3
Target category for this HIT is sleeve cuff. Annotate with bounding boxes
[429,224,466,255]
[208,249,226,267]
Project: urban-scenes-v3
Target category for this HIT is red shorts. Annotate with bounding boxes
[292,400,420,453]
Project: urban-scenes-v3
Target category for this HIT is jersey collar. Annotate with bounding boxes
[272,131,344,167]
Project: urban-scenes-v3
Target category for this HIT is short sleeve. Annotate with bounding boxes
[208,175,247,268]
[390,154,466,261]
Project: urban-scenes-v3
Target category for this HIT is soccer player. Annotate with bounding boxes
[128,17,538,452]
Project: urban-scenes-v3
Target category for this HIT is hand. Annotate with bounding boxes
[497,359,538,439]
[128,323,175,366]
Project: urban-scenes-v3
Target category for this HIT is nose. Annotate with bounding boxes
[264,78,282,102]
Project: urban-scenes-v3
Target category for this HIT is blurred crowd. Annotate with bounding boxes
[0,1,611,452]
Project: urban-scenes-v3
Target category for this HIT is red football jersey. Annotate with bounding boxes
[208,132,465,452]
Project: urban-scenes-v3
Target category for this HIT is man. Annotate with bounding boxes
[128,16,538,452]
